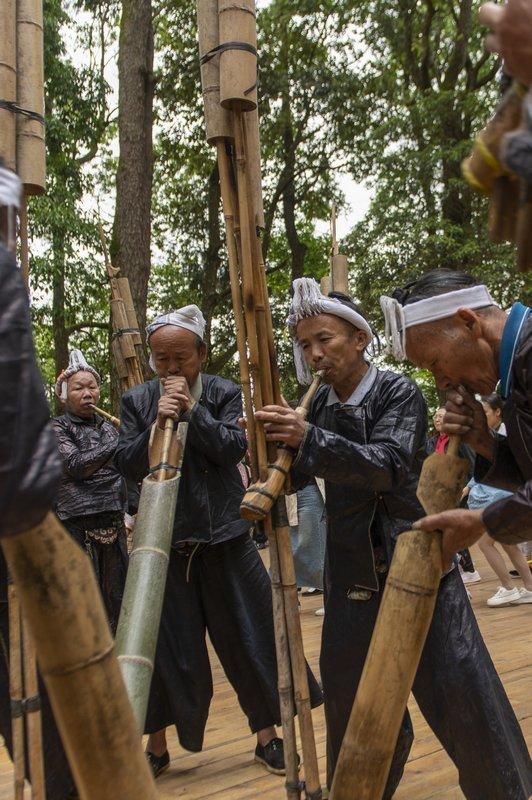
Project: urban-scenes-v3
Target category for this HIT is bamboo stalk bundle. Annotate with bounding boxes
[197,3,323,795]
[16,0,46,195]
[0,0,17,171]
[218,0,258,111]
[22,621,45,800]
[8,584,25,800]
[98,224,144,391]
[2,513,158,799]
[330,436,470,799]
[115,422,187,729]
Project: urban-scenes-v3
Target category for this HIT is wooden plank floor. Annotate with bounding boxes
[0,543,530,798]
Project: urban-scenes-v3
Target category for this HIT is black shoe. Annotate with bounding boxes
[146,749,170,778]
[254,737,300,775]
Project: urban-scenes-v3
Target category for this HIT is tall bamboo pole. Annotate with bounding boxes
[8,583,25,800]
[0,0,17,171]
[22,621,45,800]
[2,514,158,800]
[16,0,46,195]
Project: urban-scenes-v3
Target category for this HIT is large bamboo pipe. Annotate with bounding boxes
[330,436,469,800]
[2,513,158,800]
[241,373,323,521]
[16,0,46,195]
[0,0,17,171]
[22,621,45,800]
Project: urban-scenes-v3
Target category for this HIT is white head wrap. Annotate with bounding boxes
[380,285,496,361]
[55,349,101,402]
[288,278,373,384]
[146,305,206,371]
[0,165,21,209]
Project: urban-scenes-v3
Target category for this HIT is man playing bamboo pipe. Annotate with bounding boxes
[256,277,531,799]
[115,306,322,778]
[381,269,532,582]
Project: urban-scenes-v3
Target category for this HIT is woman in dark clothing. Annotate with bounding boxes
[53,350,128,633]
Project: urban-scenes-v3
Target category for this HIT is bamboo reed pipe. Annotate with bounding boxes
[197,0,232,143]
[16,0,46,194]
[330,435,469,800]
[8,584,25,800]
[241,373,323,520]
[2,514,158,800]
[0,0,17,171]
[22,622,45,800]
[90,405,120,428]
[218,0,258,111]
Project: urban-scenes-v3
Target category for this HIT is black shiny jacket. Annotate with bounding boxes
[115,374,250,545]
[52,413,126,521]
[0,245,61,537]
[292,368,427,591]
[477,314,532,544]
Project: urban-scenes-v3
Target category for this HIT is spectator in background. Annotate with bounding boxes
[288,479,327,616]
[465,394,532,607]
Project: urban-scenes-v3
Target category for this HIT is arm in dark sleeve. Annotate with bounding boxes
[187,386,247,466]
[293,380,427,491]
[482,480,532,544]
[474,434,526,492]
[53,422,117,480]
[0,246,61,537]
[114,393,151,482]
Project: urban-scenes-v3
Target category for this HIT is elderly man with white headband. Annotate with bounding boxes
[52,349,128,634]
[256,277,532,798]
[115,305,322,779]
[381,268,532,582]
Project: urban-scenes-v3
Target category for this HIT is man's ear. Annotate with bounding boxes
[456,307,483,340]
[354,329,368,351]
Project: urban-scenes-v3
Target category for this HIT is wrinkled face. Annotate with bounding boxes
[66,371,100,418]
[433,408,445,432]
[295,313,367,387]
[149,326,206,385]
[482,401,501,431]
[405,310,499,395]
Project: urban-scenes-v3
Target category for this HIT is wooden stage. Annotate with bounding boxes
[0,544,530,798]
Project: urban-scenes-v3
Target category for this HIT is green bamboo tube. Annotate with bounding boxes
[2,513,158,800]
[16,0,46,194]
[0,0,17,170]
[115,422,187,730]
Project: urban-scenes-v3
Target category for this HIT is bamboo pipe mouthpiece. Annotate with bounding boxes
[240,373,323,521]
[90,405,120,428]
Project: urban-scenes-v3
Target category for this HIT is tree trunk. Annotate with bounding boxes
[281,94,307,283]
[114,0,154,377]
[52,230,68,414]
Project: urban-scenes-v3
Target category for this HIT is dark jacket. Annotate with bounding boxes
[115,374,250,545]
[476,314,532,544]
[0,245,61,537]
[291,368,427,591]
[52,413,126,521]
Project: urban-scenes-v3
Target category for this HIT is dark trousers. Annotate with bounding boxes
[321,566,532,799]
[145,533,322,751]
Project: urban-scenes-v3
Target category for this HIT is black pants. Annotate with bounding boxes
[321,566,532,799]
[146,533,323,751]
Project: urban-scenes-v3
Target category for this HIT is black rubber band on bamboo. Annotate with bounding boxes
[112,327,140,338]
[247,486,276,501]
[200,41,257,65]
[10,694,41,718]
[267,463,289,477]
[285,780,304,793]
[0,100,45,126]
[149,463,180,474]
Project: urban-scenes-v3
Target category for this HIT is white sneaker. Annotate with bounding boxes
[461,570,482,584]
[487,586,521,607]
[510,588,532,605]
[315,607,324,617]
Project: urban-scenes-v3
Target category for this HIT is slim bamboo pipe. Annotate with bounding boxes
[2,513,158,800]
[157,417,175,483]
[90,405,120,428]
[22,622,45,800]
[8,583,25,800]
[330,435,469,800]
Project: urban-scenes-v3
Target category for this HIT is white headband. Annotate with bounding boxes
[146,305,206,371]
[0,165,21,209]
[288,277,373,384]
[380,285,496,361]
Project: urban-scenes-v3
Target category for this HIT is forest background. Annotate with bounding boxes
[29,0,529,414]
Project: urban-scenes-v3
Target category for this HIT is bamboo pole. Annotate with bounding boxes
[8,583,25,800]
[2,513,158,800]
[22,621,45,800]
[16,0,46,195]
[0,0,17,171]
[90,405,120,428]
[330,203,348,294]
[197,0,232,143]
[330,436,470,800]
[218,0,257,112]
